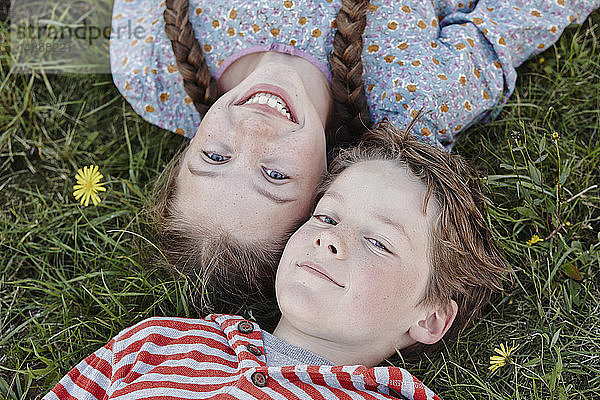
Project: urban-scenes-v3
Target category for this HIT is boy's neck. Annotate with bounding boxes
[272,316,396,367]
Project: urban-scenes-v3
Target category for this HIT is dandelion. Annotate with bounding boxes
[552,131,559,140]
[526,234,544,246]
[489,343,517,372]
[565,221,572,227]
[73,165,106,207]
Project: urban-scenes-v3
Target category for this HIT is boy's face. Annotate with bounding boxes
[276,160,439,355]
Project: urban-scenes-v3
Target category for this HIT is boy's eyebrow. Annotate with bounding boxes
[321,191,344,202]
[324,191,409,239]
[374,213,409,240]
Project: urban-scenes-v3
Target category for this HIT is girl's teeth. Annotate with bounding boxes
[244,92,292,121]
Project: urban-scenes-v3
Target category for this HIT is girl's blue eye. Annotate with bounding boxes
[263,167,289,180]
[204,152,230,163]
[367,238,392,253]
[313,214,337,225]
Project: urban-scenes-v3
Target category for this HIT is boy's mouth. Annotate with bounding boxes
[297,262,345,288]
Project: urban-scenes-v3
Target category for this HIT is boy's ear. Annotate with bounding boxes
[408,300,458,345]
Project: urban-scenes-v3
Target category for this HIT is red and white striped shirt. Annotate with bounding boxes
[44,315,442,400]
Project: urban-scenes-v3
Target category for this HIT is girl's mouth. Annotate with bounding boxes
[236,85,298,123]
[243,93,292,121]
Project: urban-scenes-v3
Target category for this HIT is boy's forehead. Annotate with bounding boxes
[328,161,421,200]
[324,160,438,224]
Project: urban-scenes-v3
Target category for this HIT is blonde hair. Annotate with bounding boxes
[319,121,508,343]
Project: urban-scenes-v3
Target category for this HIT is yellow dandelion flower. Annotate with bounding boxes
[73,165,106,207]
[565,221,572,227]
[526,234,544,246]
[489,343,517,372]
[552,131,559,140]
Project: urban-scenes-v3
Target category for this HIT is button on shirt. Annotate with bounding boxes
[43,315,442,400]
[238,320,255,333]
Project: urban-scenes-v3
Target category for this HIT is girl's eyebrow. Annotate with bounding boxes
[252,183,295,204]
[188,162,294,204]
[188,165,218,177]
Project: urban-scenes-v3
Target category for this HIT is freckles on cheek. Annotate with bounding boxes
[361,271,420,303]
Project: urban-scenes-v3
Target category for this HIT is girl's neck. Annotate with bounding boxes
[218,51,325,92]
[217,51,264,93]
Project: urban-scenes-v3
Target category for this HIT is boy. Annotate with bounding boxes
[44,124,506,400]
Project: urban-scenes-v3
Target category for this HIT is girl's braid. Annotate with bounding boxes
[163,0,218,115]
[330,0,372,145]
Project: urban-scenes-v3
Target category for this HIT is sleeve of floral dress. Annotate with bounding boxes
[364,0,599,150]
[110,0,202,139]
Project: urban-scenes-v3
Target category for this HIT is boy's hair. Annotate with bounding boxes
[319,121,508,345]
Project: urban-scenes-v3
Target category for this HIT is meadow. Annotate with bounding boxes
[1,10,599,400]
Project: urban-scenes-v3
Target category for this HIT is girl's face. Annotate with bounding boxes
[275,160,438,361]
[174,61,329,242]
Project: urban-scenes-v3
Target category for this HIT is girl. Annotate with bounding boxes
[110,0,598,304]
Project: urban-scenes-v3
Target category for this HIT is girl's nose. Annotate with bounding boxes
[236,114,279,142]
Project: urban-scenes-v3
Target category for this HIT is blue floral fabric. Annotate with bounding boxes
[110,0,599,150]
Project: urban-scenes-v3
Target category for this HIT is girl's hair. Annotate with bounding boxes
[163,0,219,115]
[319,121,509,345]
[163,0,372,144]
[157,1,372,306]
[329,0,372,145]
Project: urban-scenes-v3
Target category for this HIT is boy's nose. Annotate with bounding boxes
[314,239,337,254]
[313,231,346,259]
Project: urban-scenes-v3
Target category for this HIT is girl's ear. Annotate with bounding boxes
[408,300,458,345]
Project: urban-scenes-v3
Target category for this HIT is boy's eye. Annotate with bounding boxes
[313,214,338,225]
[204,151,230,163]
[367,238,392,254]
[263,167,289,180]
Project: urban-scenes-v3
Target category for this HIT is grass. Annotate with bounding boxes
[1,10,600,400]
